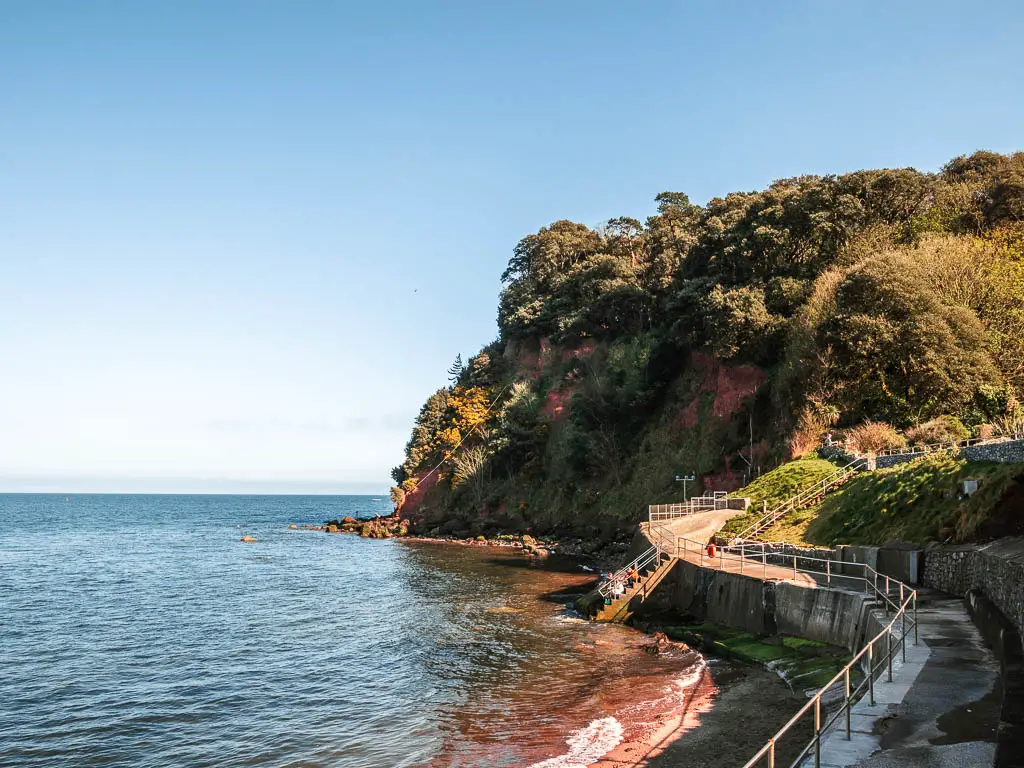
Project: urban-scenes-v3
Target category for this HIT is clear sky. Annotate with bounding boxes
[1,1,1022,493]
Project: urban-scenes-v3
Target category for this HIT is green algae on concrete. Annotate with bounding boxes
[662,621,853,690]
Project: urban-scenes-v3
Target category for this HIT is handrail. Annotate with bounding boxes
[643,520,920,768]
[741,585,916,768]
[649,490,731,521]
[730,458,865,544]
[597,540,666,598]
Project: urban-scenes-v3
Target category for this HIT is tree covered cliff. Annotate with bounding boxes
[392,151,1024,540]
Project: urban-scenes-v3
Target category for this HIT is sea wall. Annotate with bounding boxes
[649,558,872,651]
[923,538,1024,640]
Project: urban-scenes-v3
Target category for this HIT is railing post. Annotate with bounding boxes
[720,547,724,570]
[887,630,893,682]
[763,547,767,579]
[844,667,852,739]
[826,558,831,587]
[884,576,890,616]
[814,694,822,768]
[868,641,875,705]
[902,608,907,663]
[913,592,918,645]
[768,738,775,768]
[793,555,798,580]
[740,542,745,574]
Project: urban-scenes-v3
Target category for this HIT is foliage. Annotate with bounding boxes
[843,421,906,455]
[393,151,1024,538]
[905,416,970,446]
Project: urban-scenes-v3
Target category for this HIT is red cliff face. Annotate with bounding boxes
[675,352,766,432]
[397,470,440,523]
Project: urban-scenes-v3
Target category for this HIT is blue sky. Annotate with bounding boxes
[1,1,1022,493]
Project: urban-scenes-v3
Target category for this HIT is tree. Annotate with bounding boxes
[447,354,464,384]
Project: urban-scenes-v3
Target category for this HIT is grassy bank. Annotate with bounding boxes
[717,458,841,540]
[806,454,1024,545]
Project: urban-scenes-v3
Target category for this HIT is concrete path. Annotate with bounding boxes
[659,508,745,546]
[810,591,1001,768]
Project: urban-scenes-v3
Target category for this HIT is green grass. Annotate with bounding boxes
[806,454,1024,546]
[718,458,841,539]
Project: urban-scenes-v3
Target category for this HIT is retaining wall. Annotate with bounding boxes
[923,538,1024,641]
[648,558,873,651]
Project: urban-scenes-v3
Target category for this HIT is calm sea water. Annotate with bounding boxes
[0,494,703,768]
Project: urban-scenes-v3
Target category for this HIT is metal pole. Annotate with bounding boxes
[884,576,890,616]
[902,609,907,663]
[793,555,798,579]
[844,667,852,739]
[887,630,893,682]
[720,547,724,570]
[814,695,822,768]
[868,642,875,705]
[827,558,831,586]
[914,593,918,645]
[768,739,775,768]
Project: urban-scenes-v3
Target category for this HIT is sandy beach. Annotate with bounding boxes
[591,660,811,768]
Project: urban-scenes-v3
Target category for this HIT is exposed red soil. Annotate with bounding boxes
[541,384,578,422]
[673,352,765,433]
[398,470,440,522]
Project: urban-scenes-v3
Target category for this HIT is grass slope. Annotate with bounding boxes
[718,458,841,539]
[806,454,1024,546]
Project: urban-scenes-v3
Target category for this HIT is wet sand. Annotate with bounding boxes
[592,661,811,768]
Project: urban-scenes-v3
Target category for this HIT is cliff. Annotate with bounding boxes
[391,151,1024,542]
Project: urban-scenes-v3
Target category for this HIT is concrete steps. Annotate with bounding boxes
[594,554,674,622]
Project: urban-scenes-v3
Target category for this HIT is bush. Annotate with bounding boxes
[844,421,906,454]
[974,423,997,440]
[905,416,970,446]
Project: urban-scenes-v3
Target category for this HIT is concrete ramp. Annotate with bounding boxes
[654,508,746,546]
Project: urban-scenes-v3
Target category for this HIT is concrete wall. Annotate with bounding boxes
[751,542,920,585]
[774,581,871,650]
[649,557,873,651]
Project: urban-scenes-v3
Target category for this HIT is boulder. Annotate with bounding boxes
[327,524,338,533]
[288,524,298,530]
[342,516,358,524]
[240,535,257,543]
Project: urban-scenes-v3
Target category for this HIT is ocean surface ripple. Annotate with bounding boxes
[0,495,701,767]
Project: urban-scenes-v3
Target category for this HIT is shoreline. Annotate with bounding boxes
[314,521,808,766]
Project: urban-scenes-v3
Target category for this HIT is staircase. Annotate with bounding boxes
[593,548,675,622]
[728,457,865,544]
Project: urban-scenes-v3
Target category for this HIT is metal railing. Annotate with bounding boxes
[873,435,1007,457]
[742,585,916,768]
[596,541,666,598]
[729,458,865,543]
[649,491,729,521]
[644,520,919,768]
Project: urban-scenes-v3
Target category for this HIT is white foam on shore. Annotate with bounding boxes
[526,716,624,768]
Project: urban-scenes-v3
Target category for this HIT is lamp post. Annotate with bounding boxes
[675,474,695,501]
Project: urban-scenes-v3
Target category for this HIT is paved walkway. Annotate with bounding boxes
[810,591,1001,767]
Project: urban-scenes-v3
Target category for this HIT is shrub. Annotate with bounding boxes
[905,416,970,446]
[974,423,997,440]
[844,421,907,454]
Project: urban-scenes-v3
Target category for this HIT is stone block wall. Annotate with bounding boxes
[963,439,1024,464]
[923,538,1024,640]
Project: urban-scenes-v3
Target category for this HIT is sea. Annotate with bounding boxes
[0,494,706,767]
